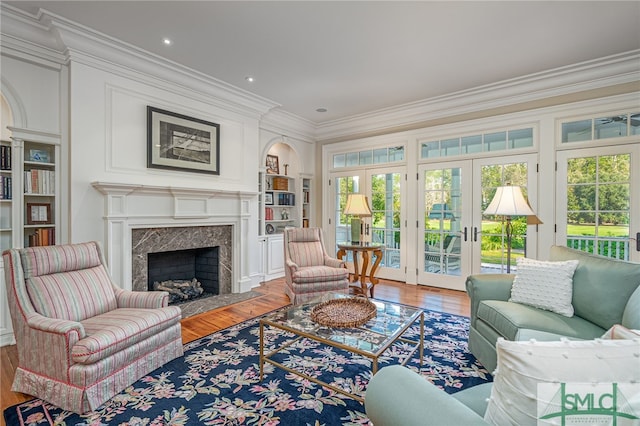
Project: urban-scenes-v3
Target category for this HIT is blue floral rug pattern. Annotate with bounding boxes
[4,306,491,425]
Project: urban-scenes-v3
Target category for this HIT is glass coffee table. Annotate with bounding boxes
[259,293,424,403]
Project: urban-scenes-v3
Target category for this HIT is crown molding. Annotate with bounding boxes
[316,50,640,142]
[1,5,280,120]
[260,108,317,144]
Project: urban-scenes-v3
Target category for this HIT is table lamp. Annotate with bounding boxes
[344,194,372,244]
[484,184,542,273]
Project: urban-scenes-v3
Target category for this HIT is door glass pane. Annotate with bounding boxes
[595,115,627,139]
[566,154,630,260]
[484,132,506,152]
[421,141,440,158]
[334,176,359,260]
[359,150,372,165]
[423,168,462,276]
[461,135,482,154]
[508,128,533,149]
[373,148,388,163]
[346,152,359,167]
[371,172,401,269]
[562,120,592,143]
[480,162,529,273]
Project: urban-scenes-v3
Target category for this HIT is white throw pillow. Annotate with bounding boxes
[509,258,579,317]
[484,338,640,426]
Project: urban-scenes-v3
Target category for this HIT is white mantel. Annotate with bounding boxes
[92,181,257,293]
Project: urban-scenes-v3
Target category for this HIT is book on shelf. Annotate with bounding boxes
[0,176,12,199]
[265,207,273,220]
[0,145,11,170]
[24,169,55,194]
[277,192,295,206]
[29,227,55,247]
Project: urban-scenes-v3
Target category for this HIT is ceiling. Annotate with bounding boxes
[5,1,640,124]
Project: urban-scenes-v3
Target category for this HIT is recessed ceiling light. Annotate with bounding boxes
[163,38,172,45]
[245,76,255,83]
[316,108,327,113]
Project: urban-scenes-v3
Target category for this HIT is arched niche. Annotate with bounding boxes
[262,137,301,177]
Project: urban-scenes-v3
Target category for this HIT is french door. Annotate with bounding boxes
[330,166,407,281]
[556,144,640,262]
[417,154,538,290]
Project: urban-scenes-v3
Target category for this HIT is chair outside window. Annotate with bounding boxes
[283,227,350,304]
[2,241,184,413]
[425,234,461,274]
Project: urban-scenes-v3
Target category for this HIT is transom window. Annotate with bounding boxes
[561,112,640,143]
[420,128,533,159]
[333,146,404,169]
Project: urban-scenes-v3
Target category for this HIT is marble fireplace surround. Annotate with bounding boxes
[92,182,255,294]
[131,225,231,294]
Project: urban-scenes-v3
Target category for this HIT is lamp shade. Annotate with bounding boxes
[484,185,538,218]
[344,194,372,217]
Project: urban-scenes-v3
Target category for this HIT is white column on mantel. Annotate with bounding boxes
[91,182,257,293]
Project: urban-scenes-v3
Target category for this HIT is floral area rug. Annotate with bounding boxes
[4,305,492,426]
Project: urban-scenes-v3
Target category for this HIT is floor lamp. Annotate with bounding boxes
[344,194,372,244]
[484,185,542,273]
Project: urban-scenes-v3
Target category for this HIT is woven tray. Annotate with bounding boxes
[311,297,377,328]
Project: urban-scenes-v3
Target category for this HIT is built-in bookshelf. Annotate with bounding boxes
[23,141,56,247]
[0,141,13,251]
[302,177,311,228]
[264,174,296,234]
[0,138,59,252]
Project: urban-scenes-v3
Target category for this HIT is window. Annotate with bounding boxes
[561,112,639,143]
[333,146,404,169]
[420,127,533,159]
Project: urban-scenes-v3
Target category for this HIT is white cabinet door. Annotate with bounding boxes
[265,234,285,279]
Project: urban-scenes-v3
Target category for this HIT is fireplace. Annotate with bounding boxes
[147,247,219,304]
[131,225,232,296]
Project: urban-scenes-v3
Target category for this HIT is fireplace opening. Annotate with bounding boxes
[147,247,219,304]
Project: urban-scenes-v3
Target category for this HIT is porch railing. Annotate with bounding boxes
[566,236,629,261]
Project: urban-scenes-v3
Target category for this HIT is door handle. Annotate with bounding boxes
[463,226,468,242]
[637,233,640,252]
[474,227,479,242]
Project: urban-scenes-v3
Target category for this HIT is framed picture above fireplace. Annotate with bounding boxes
[147,106,220,175]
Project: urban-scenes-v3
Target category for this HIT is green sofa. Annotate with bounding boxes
[467,245,640,372]
[365,246,640,425]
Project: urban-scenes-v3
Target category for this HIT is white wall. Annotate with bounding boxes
[68,60,261,243]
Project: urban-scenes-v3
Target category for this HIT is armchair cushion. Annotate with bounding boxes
[26,265,117,321]
[291,265,349,284]
[477,300,604,341]
[73,306,182,364]
[20,241,102,278]
[288,241,326,266]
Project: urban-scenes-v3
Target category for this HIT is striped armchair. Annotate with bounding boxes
[283,228,350,304]
[2,241,183,413]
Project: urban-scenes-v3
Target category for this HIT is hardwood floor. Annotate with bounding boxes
[0,278,469,423]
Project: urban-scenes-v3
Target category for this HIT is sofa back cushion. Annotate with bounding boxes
[288,241,325,267]
[26,265,117,321]
[20,242,103,278]
[20,242,117,321]
[549,245,640,330]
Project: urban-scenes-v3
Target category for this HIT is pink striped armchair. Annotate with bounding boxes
[283,228,350,304]
[2,241,184,413]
